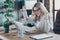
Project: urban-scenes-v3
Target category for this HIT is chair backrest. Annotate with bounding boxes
[53,10,60,34]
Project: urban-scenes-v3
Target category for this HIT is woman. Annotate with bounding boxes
[31,2,53,33]
[14,2,53,34]
[10,2,53,38]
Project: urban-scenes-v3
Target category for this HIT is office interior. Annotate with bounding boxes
[0,0,60,40]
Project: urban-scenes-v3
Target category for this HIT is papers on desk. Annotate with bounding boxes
[30,33,53,40]
[24,29,35,34]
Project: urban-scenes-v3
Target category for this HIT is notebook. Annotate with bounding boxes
[30,33,53,40]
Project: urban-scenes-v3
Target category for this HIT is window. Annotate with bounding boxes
[53,0,60,21]
[25,0,37,9]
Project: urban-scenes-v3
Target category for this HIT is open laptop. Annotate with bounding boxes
[30,33,53,40]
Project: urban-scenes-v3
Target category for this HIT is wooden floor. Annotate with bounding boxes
[0,25,60,40]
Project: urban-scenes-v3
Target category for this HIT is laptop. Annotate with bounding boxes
[30,33,53,40]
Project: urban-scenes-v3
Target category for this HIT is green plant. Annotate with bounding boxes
[3,0,14,26]
[4,18,10,27]
[3,17,10,33]
[0,0,14,26]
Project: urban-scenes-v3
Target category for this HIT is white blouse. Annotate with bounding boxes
[18,9,53,33]
[35,14,53,32]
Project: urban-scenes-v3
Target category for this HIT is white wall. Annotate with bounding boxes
[49,0,53,28]
[50,0,53,17]
[25,0,37,9]
[0,0,5,2]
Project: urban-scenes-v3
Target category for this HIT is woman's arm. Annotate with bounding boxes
[20,6,28,21]
[43,14,53,33]
[28,15,36,22]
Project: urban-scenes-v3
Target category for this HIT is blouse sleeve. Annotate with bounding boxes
[43,14,53,32]
[22,11,28,20]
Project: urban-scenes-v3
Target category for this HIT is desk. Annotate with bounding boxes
[0,31,60,40]
[0,25,60,40]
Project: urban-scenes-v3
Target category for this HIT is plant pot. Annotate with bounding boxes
[4,19,10,33]
[4,26,9,33]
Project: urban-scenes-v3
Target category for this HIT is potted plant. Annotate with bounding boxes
[3,0,13,33]
[4,15,10,33]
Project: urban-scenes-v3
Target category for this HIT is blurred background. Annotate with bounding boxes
[0,0,59,30]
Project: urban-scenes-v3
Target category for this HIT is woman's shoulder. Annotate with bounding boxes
[42,14,49,20]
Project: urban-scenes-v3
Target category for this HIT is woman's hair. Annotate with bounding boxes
[32,2,49,14]
[32,2,41,11]
[32,2,49,22]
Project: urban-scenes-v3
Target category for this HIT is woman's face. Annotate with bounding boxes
[33,7,42,17]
